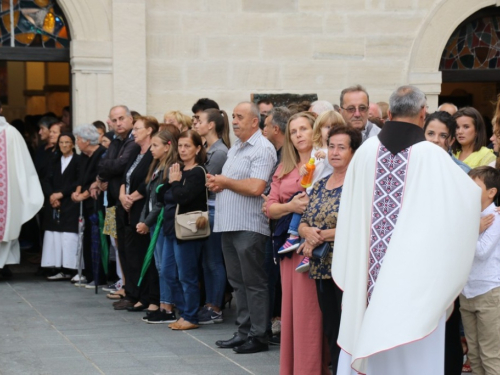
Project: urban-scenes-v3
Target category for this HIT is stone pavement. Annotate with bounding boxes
[0,273,280,375]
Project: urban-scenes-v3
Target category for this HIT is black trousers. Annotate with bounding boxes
[315,278,343,372]
[123,225,150,303]
[445,298,463,375]
[145,255,160,306]
[115,205,128,285]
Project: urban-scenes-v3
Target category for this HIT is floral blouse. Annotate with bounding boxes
[300,176,342,279]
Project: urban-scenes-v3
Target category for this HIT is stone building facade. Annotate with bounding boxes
[57,0,499,124]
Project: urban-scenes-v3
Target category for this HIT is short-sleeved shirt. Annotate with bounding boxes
[214,130,277,236]
[300,177,342,279]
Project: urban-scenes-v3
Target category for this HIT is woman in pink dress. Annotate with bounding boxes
[266,112,330,375]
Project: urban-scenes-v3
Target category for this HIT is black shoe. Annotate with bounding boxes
[146,309,177,324]
[233,337,269,354]
[268,335,280,346]
[215,333,246,349]
[1,266,12,279]
[126,304,147,312]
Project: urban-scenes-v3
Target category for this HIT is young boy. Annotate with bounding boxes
[460,166,500,375]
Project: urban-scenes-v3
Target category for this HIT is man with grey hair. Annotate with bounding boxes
[90,105,139,292]
[309,100,334,115]
[207,101,276,354]
[263,106,289,156]
[438,102,458,116]
[340,85,381,142]
[333,85,480,375]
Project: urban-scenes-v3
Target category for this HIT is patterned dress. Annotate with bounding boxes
[300,176,342,279]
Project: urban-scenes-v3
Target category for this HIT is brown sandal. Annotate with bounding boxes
[106,293,123,300]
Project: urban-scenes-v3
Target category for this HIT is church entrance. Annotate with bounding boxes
[0,0,70,127]
[439,6,500,131]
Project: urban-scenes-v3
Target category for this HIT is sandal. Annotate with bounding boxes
[106,293,123,300]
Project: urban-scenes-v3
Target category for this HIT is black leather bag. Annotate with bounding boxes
[299,238,331,260]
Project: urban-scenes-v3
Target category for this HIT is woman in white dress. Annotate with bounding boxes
[41,133,81,280]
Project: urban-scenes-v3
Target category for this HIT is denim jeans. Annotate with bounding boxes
[162,234,202,324]
[288,213,302,236]
[202,205,227,307]
[151,224,168,304]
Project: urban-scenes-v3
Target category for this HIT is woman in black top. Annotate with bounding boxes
[113,116,158,311]
[137,130,179,323]
[72,124,107,285]
[41,133,80,280]
[162,130,208,330]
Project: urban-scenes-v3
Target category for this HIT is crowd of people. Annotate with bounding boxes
[2,83,500,375]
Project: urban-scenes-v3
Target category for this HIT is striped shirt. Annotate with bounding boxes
[214,130,277,236]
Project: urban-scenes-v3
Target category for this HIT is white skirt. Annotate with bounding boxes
[41,231,82,270]
[337,314,446,375]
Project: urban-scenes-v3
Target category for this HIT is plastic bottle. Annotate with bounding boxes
[300,158,316,188]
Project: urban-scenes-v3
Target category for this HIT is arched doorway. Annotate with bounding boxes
[439,6,500,129]
[408,0,499,111]
[0,0,71,126]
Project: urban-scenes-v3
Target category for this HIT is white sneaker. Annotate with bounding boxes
[85,281,96,289]
[71,274,87,283]
[47,272,71,281]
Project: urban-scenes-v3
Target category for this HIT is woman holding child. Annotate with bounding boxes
[266,112,330,375]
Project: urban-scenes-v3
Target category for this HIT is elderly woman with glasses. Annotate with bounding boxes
[71,124,107,285]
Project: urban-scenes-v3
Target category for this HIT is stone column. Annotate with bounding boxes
[71,41,113,126]
[112,0,147,114]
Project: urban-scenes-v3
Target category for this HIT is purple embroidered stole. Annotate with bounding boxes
[367,143,411,304]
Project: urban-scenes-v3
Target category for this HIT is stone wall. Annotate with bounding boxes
[145,0,436,119]
[60,0,500,124]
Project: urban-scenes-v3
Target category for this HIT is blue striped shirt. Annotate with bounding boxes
[214,130,277,236]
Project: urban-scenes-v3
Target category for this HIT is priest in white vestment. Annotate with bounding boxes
[0,115,44,269]
[332,85,481,375]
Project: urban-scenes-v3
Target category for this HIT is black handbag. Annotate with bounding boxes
[300,238,331,260]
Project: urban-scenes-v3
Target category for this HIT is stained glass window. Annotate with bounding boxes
[440,16,500,70]
[0,0,69,48]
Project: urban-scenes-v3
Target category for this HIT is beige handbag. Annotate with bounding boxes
[174,166,210,240]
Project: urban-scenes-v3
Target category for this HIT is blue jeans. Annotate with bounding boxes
[288,213,302,236]
[162,234,202,324]
[202,206,227,307]
[151,225,169,304]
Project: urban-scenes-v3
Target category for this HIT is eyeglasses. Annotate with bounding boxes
[341,105,368,114]
[132,127,145,132]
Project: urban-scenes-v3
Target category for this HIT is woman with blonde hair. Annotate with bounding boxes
[266,112,330,375]
[278,110,346,272]
[489,96,500,169]
[164,111,192,132]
